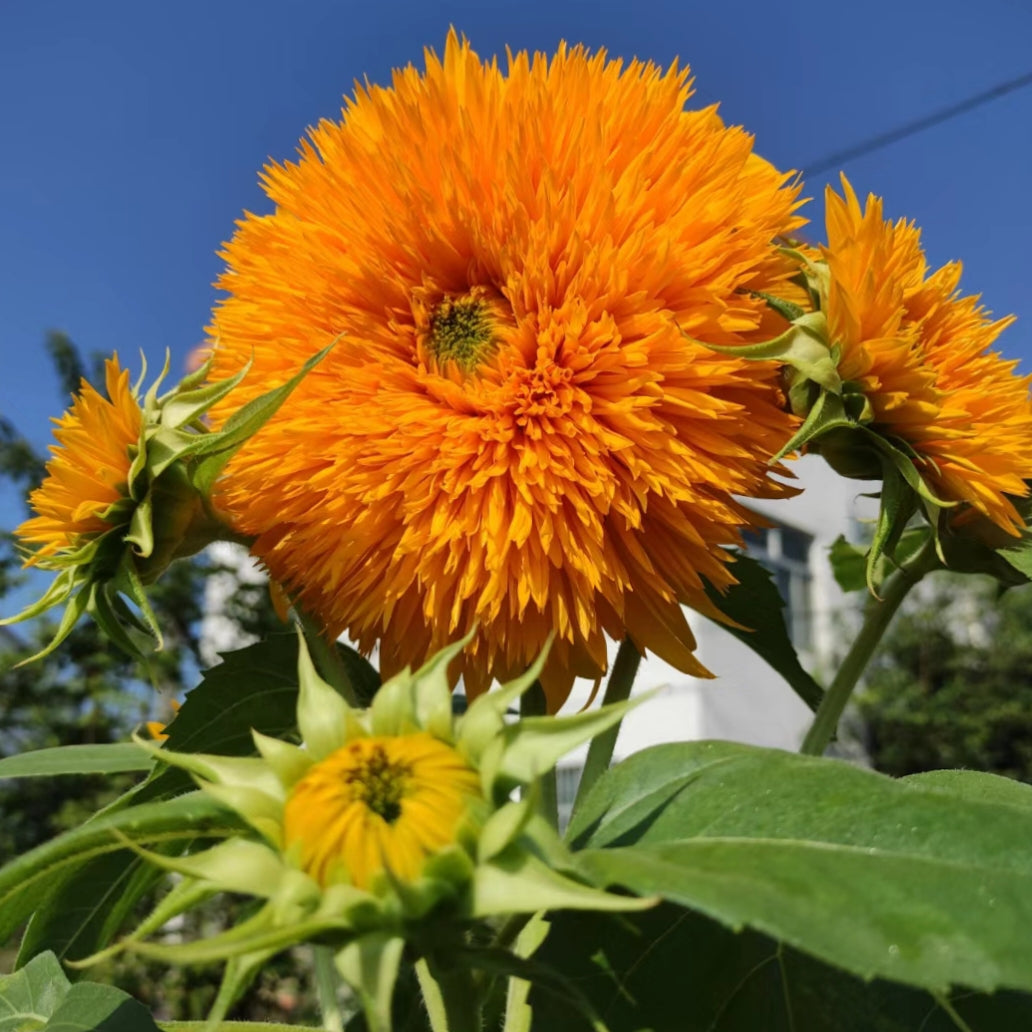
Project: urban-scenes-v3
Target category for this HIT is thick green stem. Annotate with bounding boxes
[800,541,938,756]
[424,955,482,1032]
[313,945,344,1032]
[415,959,449,1032]
[520,683,558,829]
[572,637,642,813]
[297,610,361,707]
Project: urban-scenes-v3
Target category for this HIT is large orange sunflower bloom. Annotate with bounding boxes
[207,34,805,709]
[18,357,142,562]
[822,177,1032,534]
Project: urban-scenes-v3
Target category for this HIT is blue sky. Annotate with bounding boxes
[2,0,1031,534]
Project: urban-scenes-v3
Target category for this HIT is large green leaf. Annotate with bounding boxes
[15,851,163,969]
[530,903,1032,1031]
[0,744,152,779]
[14,635,306,966]
[138,632,305,801]
[702,554,824,711]
[571,742,1032,994]
[42,981,162,1031]
[0,952,69,1031]
[0,951,161,1032]
[0,793,239,950]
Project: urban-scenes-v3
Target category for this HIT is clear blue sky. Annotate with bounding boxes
[2,0,1031,531]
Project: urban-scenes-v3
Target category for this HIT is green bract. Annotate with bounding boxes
[79,632,652,1032]
[0,347,329,663]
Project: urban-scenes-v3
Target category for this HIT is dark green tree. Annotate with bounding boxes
[858,574,1032,783]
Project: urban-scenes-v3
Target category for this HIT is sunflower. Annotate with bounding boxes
[820,176,1032,534]
[283,732,481,889]
[114,636,648,1031]
[207,33,806,709]
[17,356,142,562]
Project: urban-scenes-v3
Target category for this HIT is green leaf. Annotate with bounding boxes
[702,554,824,711]
[0,744,152,779]
[0,952,69,1031]
[530,903,1032,1031]
[14,636,302,967]
[866,465,919,594]
[695,311,841,394]
[572,740,1032,994]
[828,534,869,593]
[138,632,304,801]
[0,951,162,1032]
[938,526,1032,589]
[42,981,162,1031]
[829,528,931,595]
[335,934,405,1032]
[0,793,239,953]
[189,344,333,497]
[16,851,162,971]
[901,769,1032,812]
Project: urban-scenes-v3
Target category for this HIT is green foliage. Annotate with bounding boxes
[0,950,162,1031]
[0,743,152,778]
[859,575,1032,781]
[703,553,824,711]
[570,741,1032,994]
[532,905,1032,1031]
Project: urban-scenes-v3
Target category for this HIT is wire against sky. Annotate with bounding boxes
[803,69,1032,176]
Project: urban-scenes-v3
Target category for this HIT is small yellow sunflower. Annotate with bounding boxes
[3,346,325,661]
[283,732,481,889]
[110,636,649,1032]
[820,176,1032,534]
[207,33,806,708]
[17,356,142,562]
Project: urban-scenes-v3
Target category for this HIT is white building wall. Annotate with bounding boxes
[562,455,877,761]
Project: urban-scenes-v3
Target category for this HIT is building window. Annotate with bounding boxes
[741,522,814,651]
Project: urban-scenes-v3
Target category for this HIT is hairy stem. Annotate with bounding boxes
[424,954,482,1032]
[313,945,344,1032]
[520,682,558,829]
[572,637,642,814]
[800,540,938,756]
[297,610,361,707]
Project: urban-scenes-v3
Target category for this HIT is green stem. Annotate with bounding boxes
[415,959,449,1032]
[424,954,482,1032]
[520,683,558,830]
[297,610,361,707]
[800,540,938,756]
[313,945,344,1032]
[572,637,642,813]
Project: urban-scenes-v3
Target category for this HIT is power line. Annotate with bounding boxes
[803,69,1032,176]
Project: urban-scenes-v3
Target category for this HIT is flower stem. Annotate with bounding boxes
[572,636,641,814]
[800,540,938,756]
[313,945,344,1032]
[423,954,482,1032]
[415,959,449,1032]
[520,683,558,829]
[297,610,361,707]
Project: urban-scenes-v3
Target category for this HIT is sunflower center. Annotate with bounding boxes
[426,296,497,372]
[282,732,483,888]
[343,744,410,823]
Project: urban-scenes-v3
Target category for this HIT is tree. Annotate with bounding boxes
[858,573,1032,782]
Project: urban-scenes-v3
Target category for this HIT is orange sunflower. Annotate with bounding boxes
[821,176,1032,534]
[18,356,142,562]
[207,33,806,709]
